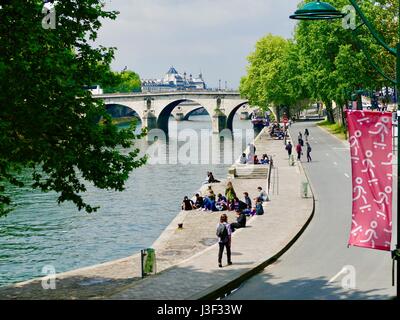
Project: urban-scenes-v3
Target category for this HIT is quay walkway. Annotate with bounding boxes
[0,128,314,300]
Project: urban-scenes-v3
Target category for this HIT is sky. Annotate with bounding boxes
[96,0,300,89]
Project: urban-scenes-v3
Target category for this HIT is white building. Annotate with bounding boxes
[142,67,207,92]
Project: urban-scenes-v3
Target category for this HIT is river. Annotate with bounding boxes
[0,115,253,286]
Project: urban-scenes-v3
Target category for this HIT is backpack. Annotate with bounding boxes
[216,223,229,241]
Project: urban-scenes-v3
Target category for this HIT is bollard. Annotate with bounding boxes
[301,181,309,198]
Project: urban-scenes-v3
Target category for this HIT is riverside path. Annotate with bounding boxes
[226,121,396,300]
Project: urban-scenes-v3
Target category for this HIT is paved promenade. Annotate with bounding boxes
[0,128,314,300]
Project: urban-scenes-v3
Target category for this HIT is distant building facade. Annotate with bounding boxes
[142,67,207,92]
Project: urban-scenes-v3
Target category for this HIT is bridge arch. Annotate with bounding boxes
[105,103,143,123]
[226,102,249,131]
[183,106,208,121]
[157,99,213,133]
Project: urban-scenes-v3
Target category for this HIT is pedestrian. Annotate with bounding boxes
[216,213,232,268]
[296,143,303,161]
[285,141,293,158]
[306,142,312,162]
[298,132,303,142]
[304,128,310,140]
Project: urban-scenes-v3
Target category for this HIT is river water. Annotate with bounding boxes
[0,115,253,286]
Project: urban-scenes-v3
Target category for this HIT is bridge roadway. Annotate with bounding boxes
[94,91,251,134]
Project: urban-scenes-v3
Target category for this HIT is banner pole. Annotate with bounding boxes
[396,0,400,298]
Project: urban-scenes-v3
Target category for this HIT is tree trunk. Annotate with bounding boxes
[325,100,335,124]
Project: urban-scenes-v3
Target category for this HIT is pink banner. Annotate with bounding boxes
[347,110,393,251]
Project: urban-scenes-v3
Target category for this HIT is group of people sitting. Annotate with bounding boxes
[239,144,270,165]
[240,153,270,165]
[269,122,287,140]
[182,181,269,221]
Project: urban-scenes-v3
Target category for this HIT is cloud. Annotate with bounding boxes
[96,0,299,88]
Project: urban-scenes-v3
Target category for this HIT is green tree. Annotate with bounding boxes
[103,70,142,93]
[240,34,309,120]
[294,0,396,122]
[0,1,147,217]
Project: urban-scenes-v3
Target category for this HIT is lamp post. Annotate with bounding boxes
[290,0,400,299]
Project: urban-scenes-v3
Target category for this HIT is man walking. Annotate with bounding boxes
[306,142,312,162]
[285,141,293,158]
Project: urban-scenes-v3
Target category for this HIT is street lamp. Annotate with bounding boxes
[290,0,400,299]
[289,1,345,20]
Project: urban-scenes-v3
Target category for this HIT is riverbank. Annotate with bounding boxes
[0,127,314,300]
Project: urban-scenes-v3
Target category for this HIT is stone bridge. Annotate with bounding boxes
[94,91,251,133]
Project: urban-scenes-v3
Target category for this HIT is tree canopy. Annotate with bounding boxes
[103,70,142,94]
[240,0,397,123]
[0,0,147,217]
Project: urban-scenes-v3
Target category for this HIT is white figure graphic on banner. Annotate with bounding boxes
[351,219,363,236]
[381,153,393,181]
[353,177,371,212]
[349,130,362,157]
[360,221,379,248]
[374,186,392,220]
[369,117,390,148]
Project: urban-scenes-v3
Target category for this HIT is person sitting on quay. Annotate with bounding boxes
[202,186,217,211]
[242,192,253,215]
[260,154,270,165]
[225,181,237,211]
[230,209,247,233]
[253,155,260,165]
[257,186,270,202]
[254,198,265,215]
[239,153,247,164]
[233,196,248,213]
[207,172,221,184]
[193,194,204,210]
[181,196,195,211]
[244,192,252,209]
[216,193,228,211]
